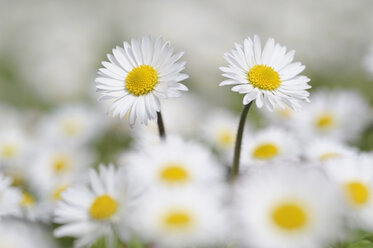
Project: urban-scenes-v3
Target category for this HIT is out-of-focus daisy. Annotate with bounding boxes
[95,35,189,126]
[54,164,134,248]
[0,173,22,218]
[125,136,224,191]
[292,90,372,142]
[0,219,59,248]
[303,138,357,163]
[234,164,344,248]
[259,105,298,128]
[323,155,373,231]
[220,35,311,111]
[200,109,248,163]
[241,127,300,167]
[130,188,228,248]
[0,125,29,167]
[19,190,49,222]
[38,105,106,146]
[364,45,373,77]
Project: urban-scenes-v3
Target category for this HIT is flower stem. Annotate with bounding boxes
[232,101,253,181]
[157,111,166,141]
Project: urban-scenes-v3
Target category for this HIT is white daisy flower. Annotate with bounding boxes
[130,187,228,248]
[38,104,107,146]
[200,109,248,164]
[241,127,300,167]
[259,105,298,128]
[234,164,344,248]
[19,191,49,223]
[220,35,311,111]
[124,136,225,191]
[0,173,22,218]
[303,138,357,163]
[323,155,373,231]
[54,164,134,248]
[95,35,189,126]
[292,90,372,142]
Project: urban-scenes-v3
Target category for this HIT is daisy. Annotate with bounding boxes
[95,35,189,126]
[292,90,372,142]
[303,138,357,164]
[241,127,300,167]
[323,155,373,231]
[220,35,311,111]
[130,187,228,248]
[54,164,134,248]
[234,163,344,248]
[124,136,225,191]
[259,105,298,128]
[0,173,22,218]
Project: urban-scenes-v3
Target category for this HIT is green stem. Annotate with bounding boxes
[156,111,166,141]
[232,101,253,181]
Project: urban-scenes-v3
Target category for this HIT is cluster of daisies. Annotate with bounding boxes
[0,35,373,248]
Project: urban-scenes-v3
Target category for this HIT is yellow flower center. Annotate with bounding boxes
[272,203,308,231]
[316,113,335,130]
[62,118,83,137]
[163,210,193,230]
[345,181,370,206]
[319,152,341,161]
[90,195,118,220]
[277,106,293,119]
[253,143,279,160]
[21,192,36,207]
[1,143,19,158]
[126,65,158,96]
[52,155,71,173]
[160,164,189,184]
[248,65,281,90]
[217,129,235,147]
[52,185,70,201]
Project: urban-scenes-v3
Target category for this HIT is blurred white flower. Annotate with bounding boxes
[0,173,22,218]
[38,104,107,146]
[259,105,299,128]
[241,127,300,167]
[0,219,59,248]
[19,191,50,223]
[54,164,134,248]
[303,138,357,163]
[220,35,311,110]
[234,163,344,248]
[292,90,372,142]
[130,187,228,248]
[323,155,373,231]
[96,35,188,126]
[124,136,225,191]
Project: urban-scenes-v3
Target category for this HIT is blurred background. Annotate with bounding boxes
[1,0,373,109]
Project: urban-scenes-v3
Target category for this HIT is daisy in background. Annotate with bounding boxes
[38,104,107,146]
[292,90,372,142]
[363,44,373,77]
[303,138,357,164]
[234,163,344,248]
[259,105,299,128]
[323,155,373,232]
[220,35,311,111]
[54,164,135,248]
[130,187,229,248]
[124,135,225,191]
[200,109,249,164]
[95,35,189,126]
[241,127,300,168]
[0,173,22,218]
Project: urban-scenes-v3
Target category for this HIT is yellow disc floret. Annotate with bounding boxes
[160,164,189,184]
[21,192,36,207]
[90,194,118,220]
[345,181,370,206]
[319,152,341,161]
[52,185,69,201]
[217,129,235,147]
[126,65,158,96]
[52,155,71,173]
[248,65,281,90]
[163,210,193,230]
[316,113,335,130]
[272,202,308,231]
[1,143,19,158]
[253,143,279,160]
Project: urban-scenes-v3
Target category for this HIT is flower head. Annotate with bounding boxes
[96,35,188,126]
[220,35,310,111]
